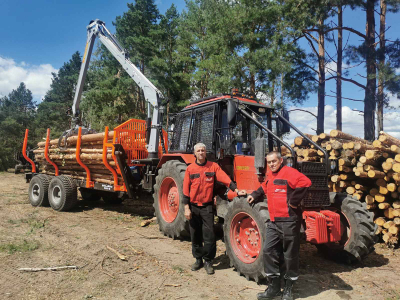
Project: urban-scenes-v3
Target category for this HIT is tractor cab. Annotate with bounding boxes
[169,92,290,159]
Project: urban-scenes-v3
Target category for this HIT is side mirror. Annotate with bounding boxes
[227,100,237,126]
[278,108,290,134]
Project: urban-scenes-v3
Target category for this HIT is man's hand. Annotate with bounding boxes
[184,204,192,220]
[237,189,247,196]
[247,195,254,204]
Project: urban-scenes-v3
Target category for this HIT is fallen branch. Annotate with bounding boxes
[238,286,265,292]
[18,266,78,272]
[106,245,127,261]
[140,216,157,227]
[165,284,182,287]
[100,255,114,279]
[135,232,168,239]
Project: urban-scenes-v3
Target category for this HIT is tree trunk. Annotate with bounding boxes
[336,4,343,131]
[317,18,325,134]
[377,0,387,133]
[364,0,377,141]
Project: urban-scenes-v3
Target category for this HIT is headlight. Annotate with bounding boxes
[286,157,294,168]
[330,160,337,170]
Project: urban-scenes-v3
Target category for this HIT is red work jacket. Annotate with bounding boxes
[183,160,236,206]
[251,165,311,221]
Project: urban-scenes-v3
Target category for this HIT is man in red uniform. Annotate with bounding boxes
[183,143,245,275]
[247,151,311,300]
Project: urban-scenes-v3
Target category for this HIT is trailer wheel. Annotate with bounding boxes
[80,188,101,202]
[28,174,50,207]
[48,175,78,211]
[224,197,269,283]
[102,191,123,205]
[316,195,376,263]
[153,160,188,238]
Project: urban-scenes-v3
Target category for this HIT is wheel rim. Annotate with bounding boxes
[230,212,261,264]
[51,185,62,207]
[31,183,40,202]
[159,177,179,223]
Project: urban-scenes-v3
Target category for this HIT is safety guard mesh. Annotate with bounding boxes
[170,112,192,152]
[299,162,330,207]
[191,106,215,151]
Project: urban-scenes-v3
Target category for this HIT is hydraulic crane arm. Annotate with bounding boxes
[72,19,163,157]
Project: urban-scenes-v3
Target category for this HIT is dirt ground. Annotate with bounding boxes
[0,172,399,300]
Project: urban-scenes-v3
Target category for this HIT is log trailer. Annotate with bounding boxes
[23,19,376,282]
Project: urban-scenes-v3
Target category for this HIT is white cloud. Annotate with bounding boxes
[325,61,351,75]
[0,56,57,102]
[285,104,400,142]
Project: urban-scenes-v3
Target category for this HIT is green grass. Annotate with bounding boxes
[7,212,46,234]
[0,239,39,254]
[172,265,185,274]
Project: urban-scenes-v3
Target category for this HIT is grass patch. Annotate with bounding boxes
[172,265,185,274]
[0,239,39,254]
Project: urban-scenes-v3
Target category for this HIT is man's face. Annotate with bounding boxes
[195,147,206,161]
[266,153,283,172]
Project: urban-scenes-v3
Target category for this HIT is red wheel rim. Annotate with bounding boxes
[159,177,179,223]
[229,212,261,264]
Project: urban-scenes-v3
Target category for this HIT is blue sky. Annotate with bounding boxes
[1,0,399,138]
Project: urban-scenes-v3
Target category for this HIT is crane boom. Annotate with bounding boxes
[72,19,163,157]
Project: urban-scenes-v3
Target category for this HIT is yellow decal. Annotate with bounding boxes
[82,42,89,63]
[236,166,250,170]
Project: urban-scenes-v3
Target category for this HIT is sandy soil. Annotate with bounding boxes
[0,172,399,300]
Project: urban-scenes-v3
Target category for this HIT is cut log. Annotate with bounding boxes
[330,130,371,143]
[378,202,391,209]
[37,131,114,147]
[379,131,400,146]
[391,145,400,155]
[384,208,395,219]
[395,218,400,225]
[375,194,386,203]
[354,142,375,152]
[365,195,375,204]
[359,156,380,166]
[354,184,367,191]
[319,133,330,140]
[331,175,340,183]
[379,186,389,195]
[339,158,355,167]
[346,187,356,195]
[302,149,319,157]
[389,224,399,235]
[294,136,309,146]
[382,161,393,171]
[355,170,368,178]
[367,170,386,179]
[383,220,395,229]
[365,150,383,160]
[374,217,386,226]
[387,183,397,192]
[331,140,343,150]
[393,201,400,209]
[340,173,356,181]
[392,163,400,173]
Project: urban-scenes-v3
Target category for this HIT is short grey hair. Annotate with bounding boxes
[194,143,206,152]
[266,151,282,159]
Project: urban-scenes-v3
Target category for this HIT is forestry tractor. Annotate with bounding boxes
[22,19,376,282]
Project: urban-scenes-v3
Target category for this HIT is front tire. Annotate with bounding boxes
[153,160,188,238]
[316,195,376,263]
[48,175,78,211]
[28,174,50,207]
[223,197,270,282]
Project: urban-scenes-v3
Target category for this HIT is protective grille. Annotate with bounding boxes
[303,190,330,207]
[113,119,168,165]
[191,106,215,151]
[300,162,326,175]
[170,112,192,152]
[299,162,330,207]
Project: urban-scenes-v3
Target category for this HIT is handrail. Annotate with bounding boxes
[102,126,124,190]
[22,129,36,173]
[76,127,94,188]
[44,128,59,176]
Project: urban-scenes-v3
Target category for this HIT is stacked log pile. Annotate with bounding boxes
[34,131,125,185]
[291,130,400,247]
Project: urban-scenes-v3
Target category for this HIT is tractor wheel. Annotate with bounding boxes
[80,188,101,202]
[48,175,78,211]
[28,174,50,207]
[153,160,188,239]
[223,197,270,283]
[316,195,376,263]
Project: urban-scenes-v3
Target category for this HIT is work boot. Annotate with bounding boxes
[257,277,281,300]
[204,260,215,275]
[282,278,294,300]
[191,258,203,271]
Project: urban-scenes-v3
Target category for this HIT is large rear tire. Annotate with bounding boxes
[28,174,50,207]
[316,195,376,263]
[48,175,78,211]
[153,160,188,238]
[223,197,270,283]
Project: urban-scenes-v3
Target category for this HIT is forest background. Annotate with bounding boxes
[0,0,399,171]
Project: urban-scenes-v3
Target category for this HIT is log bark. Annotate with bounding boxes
[330,130,372,143]
[37,131,114,147]
[379,131,400,146]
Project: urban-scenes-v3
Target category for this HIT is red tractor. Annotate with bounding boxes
[23,19,376,283]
